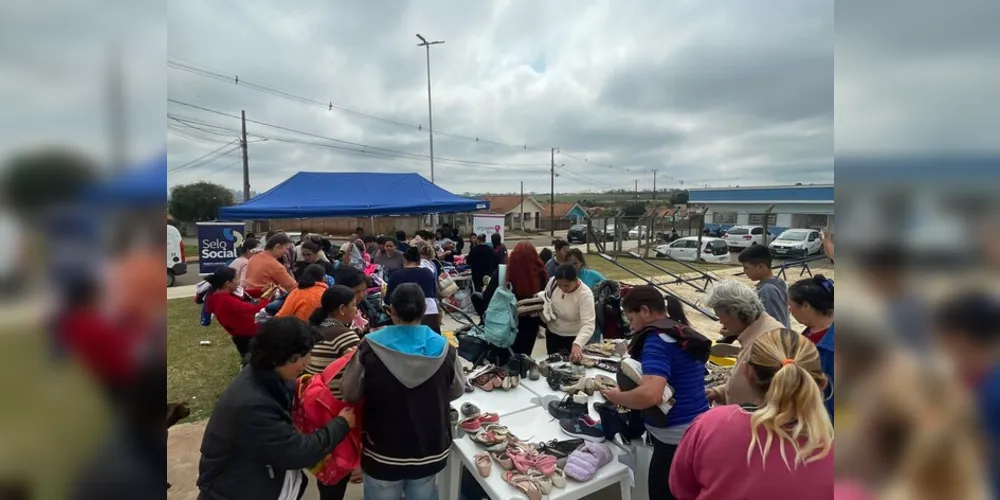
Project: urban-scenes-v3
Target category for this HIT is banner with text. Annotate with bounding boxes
[472,215,506,242]
[197,222,247,275]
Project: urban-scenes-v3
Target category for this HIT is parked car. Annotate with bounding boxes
[654,237,731,263]
[722,225,774,249]
[167,225,188,287]
[768,228,822,258]
[604,224,623,240]
[628,225,649,240]
[567,224,603,243]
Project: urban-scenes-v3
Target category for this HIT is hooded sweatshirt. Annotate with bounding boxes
[341,324,466,480]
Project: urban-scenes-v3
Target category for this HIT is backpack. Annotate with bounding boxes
[594,280,627,339]
[474,264,518,349]
[292,351,363,485]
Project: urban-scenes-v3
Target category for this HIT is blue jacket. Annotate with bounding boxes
[816,323,835,422]
[978,364,1000,497]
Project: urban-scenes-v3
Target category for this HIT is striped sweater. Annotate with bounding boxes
[305,318,362,398]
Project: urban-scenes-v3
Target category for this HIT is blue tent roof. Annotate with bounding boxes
[83,152,167,206]
[218,172,489,219]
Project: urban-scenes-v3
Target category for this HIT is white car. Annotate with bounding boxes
[768,229,822,258]
[628,225,649,240]
[604,224,623,240]
[722,225,773,249]
[654,237,732,264]
[167,225,188,287]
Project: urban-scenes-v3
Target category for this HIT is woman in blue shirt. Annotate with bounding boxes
[566,248,606,290]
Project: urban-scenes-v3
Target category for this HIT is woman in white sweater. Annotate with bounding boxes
[546,263,596,361]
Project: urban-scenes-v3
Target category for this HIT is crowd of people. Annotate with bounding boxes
[187,224,999,500]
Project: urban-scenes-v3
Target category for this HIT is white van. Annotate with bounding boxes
[167,225,188,287]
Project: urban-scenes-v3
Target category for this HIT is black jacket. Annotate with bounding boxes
[197,367,350,500]
[342,334,466,480]
[466,244,497,290]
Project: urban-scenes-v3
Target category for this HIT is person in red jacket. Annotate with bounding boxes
[205,267,275,364]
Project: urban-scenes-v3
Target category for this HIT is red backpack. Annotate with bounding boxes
[293,351,363,485]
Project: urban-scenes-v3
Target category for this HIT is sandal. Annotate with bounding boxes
[504,471,542,500]
[551,467,567,488]
[491,450,514,470]
[578,356,597,368]
[459,416,482,433]
[528,473,553,494]
[560,377,595,396]
[475,452,492,478]
[595,374,617,391]
[473,373,495,392]
[478,413,501,425]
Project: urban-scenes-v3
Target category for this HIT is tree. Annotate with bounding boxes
[168,182,235,222]
[670,190,689,205]
[622,202,647,217]
[0,149,97,217]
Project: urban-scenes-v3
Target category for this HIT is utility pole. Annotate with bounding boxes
[241,110,250,203]
[107,44,126,171]
[652,170,657,202]
[550,147,555,237]
[416,34,444,184]
[634,180,639,202]
[519,181,525,231]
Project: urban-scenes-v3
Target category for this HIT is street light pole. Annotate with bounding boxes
[416,34,444,184]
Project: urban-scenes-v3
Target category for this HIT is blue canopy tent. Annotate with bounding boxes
[82,151,168,206]
[218,172,488,219]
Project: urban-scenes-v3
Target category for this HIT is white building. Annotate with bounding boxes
[688,184,834,233]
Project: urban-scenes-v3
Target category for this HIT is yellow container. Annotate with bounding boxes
[709,355,736,366]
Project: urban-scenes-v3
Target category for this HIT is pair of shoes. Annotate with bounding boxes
[559,415,606,442]
[474,452,492,477]
[546,370,579,391]
[459,412,500,432]
[503,471,542,500]
[594,360,620,373]
[547,393,589,420]
[564,442,614,482]
[470,424,511,451]
[472,367,518,391]
[507,442,559,476]
[461,402,480,418]
[711,342,741,358]
[594,374,617,391]
[536,438,585,462]
[560,377,597,396]
[574,356,598,368]
[491,450,514,470]
[527,361,541,381]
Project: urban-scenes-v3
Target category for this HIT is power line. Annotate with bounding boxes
[169,140,239,173]
[167,57,659,166]
[167,100,550,170]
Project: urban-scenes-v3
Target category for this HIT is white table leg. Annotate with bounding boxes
[620,476,632,500]
[444,452,462,500]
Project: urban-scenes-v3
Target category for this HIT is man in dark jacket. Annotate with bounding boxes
[466,234,497,292]
[197,317,355,500]
[342,283,465,499]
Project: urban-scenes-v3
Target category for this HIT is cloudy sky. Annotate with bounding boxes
[166,0,834,195]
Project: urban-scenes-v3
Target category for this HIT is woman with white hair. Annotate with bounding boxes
[704,280,783,405]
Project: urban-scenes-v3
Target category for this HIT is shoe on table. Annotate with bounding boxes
[547,394,589,420]
[711,342,741,358]
[559,415,606,442]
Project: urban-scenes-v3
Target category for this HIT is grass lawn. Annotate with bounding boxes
[184,244,198,258]
[585,254,734,282]
[168,299,244,422]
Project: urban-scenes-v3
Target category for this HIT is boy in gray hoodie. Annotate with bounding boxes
[737,245,789,329]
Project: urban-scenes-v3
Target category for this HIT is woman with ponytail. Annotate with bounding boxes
[669,328,834,499]
[305,284,362,375]
[788,274,835,419]
[276,264,329,322]
[203,266,274,364]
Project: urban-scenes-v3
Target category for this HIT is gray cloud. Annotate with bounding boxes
[162,0,834,194]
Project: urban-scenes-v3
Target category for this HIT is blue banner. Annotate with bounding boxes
[197,222,246,275]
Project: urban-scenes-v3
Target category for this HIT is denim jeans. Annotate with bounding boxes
[587,325,603,344]
[363,474,438,500]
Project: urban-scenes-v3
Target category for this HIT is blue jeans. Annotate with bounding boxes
[363,475,438,500]
[588,325,603,344]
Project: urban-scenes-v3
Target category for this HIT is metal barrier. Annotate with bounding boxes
[596,253,718,321]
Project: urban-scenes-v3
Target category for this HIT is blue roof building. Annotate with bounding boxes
[688,184,834,233]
